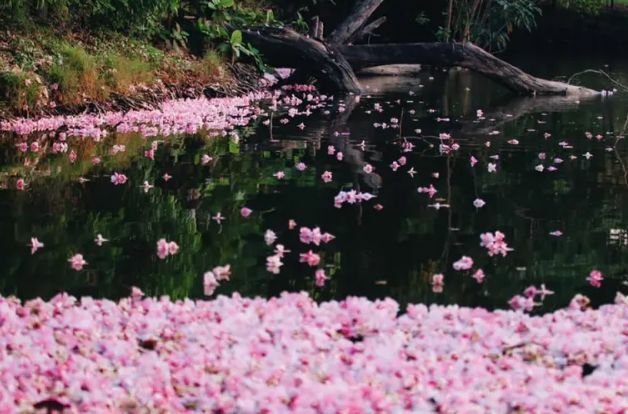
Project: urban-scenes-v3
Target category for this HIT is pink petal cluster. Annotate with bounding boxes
[452,256,474,271]
[156,238,179,260]
[0,292,625,412]
[299,227,335,246]
[333,190,375,208]
[480,231,513,257]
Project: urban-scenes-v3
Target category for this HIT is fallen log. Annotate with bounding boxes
[242,27,361,93]
[339,42,597,96]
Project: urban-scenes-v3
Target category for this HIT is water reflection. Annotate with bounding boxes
[0,70,626,312]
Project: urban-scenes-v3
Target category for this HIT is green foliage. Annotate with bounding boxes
[556,0,606,15]
[0,70,45,112]
[440,0,541,51]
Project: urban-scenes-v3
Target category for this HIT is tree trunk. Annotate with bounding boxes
[339,42,597,96]
[242,27,361,93]
[327,0,385,45]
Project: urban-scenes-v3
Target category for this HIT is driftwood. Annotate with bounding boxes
[240,0,597,97]
[243,27,361,93]
[339,42,597,96]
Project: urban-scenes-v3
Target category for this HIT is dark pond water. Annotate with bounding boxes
[1,57,627,312]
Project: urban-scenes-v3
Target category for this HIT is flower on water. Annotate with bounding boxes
[274,244,290,257]
[201,154,213,165]
[111,173,127,186]
[321,171,333,183]
[417,185,437,198]
[142,181,154,193]
[480,231,513,257]
[266,254,283,274]
[315,269,327,287]
[487,163,497,173]
[264,229,277,246]
[296,162,307,172]
[470,156,478,167]
[16,178,25,191]
[273,171,285,180]
[363,164,374,174]
[431,273,444,293]
[587,270,603,288]
[94,234,108,246]
[240,207,252,218]
[68,254,87,271]
[144,149,155,160]
[212,212,225,224]
[299,250,321,267]
[327,145,336,155]
[452,256,474,271]
[203,271,219,296]
[390,161,400,171]
[336,152,344,161]
[535,164,544,172]
[212,265,231,281]
[162,173,172,182]
[156,239,179,259]
[29,237,44,255]
[473,198,486,208]
[549,230,563,237]
[288,219,297,230]
[472,269,485,283]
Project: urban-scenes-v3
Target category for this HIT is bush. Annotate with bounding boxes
[0,71,46,113]
[46,45,102,104]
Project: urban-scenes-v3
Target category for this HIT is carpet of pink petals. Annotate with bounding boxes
[0,291,626,413]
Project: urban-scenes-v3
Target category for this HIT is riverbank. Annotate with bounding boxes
[0,28,261,120]
[0,291,626,412]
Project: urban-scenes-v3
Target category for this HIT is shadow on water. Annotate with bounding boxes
[0,65,626,313]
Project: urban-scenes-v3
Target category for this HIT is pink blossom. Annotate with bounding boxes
[315,269,327,287]
[587,270,603,288]
[240,207,253,218]
[68,254,87,271]
[472,269,485,283]
[299,250,321,267]
[480,231,513,257]
[295,162,307,171]
[417,185,437,198]
[203,271,219,296]
[273,171,285,180]
[452,256,474,271]
[321,171,333,183]
[29,237,44,255]
[336,151,344,161]
[16,178,25,191]
[110,172,127,185]
[266,254,283,274]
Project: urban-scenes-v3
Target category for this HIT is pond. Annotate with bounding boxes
[0,57,627,313]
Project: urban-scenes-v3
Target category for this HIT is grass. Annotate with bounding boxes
[0,29,231,115]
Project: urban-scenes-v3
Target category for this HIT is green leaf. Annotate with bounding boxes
[230,30,243,45]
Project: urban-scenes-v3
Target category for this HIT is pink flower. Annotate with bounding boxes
[390,161,400,171]
[266,254,283,274]
[110,172,127,185]
[452,256,474,271]
[472,269,485,283]
[296,162,307,171]
[336,152,344,161]
[431,273,444,293]
[473,198,486,208]
[587,270,603,288]
[201,154,213,165]
[144,149,155,160]
[398,156,407,166]
[274,244,290,257]
[264,229,277,246]
[321,171,333,183]
[315,269,327,287]
[240,207,253,218]
[29,237,44,255]
[30,142,40,152]
[68,150,77,163]
[91,156,101,165]
[273,171,285,180]
[487,163,497,173]
[68,254,87,271]
[16,178,25,191]
[203,271,219,296]
[299,250,321,267]
[417,185,437,198]
[327,145,336,155]
[94,234,108,246]
[16,142,28,152]
[480,231,513,257]
[363,164,374,174]
[156,239,169,259]
[470,156,478,167]
[212,265,231,281]
[162,173,172,182]
[168,241,179,255]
